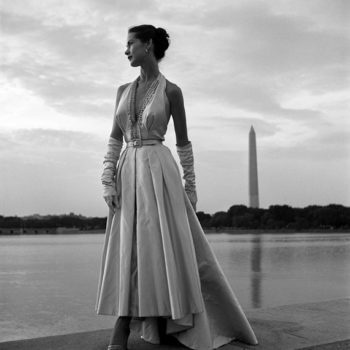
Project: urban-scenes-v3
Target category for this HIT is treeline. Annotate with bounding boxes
[0,204,349,233]
[0,212,106,230]
[197,204,350,230]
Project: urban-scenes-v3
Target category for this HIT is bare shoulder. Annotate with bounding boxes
[165,79,188,143]
[115,83,130,105]
[117,83,130,96]
[165,79,183,101]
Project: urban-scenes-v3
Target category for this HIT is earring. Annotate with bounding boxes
[145,48,149,53]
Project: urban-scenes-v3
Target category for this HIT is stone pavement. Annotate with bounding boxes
[0,299,349,350]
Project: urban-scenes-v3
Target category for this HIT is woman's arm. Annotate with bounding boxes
[166,80,197,210]
[165,80,191,146]
[101,84,128,212]
[110,84,128,141]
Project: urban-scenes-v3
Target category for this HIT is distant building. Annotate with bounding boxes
[249,126,259,208]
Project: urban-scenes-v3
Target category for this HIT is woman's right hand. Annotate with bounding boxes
[103,194,119,212]
[103,183,120,212]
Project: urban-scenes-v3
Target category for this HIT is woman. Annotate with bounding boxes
[95,24,258,350]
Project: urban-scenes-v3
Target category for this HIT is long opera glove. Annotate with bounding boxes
[101,137,123,209]
[176,141,198,211]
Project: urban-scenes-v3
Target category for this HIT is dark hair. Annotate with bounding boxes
[128,24,170,61]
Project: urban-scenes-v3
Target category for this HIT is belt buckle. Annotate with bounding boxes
[132,139,142,148]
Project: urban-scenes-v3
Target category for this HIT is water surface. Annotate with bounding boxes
[0,232,349,342]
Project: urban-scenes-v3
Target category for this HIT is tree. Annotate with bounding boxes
[209,211,231,228]
[196,211,212,228]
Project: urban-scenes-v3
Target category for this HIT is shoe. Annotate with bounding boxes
[107,328,130,350]
[107,346,128,350]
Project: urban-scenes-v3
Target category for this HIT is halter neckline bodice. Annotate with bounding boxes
[128,72,161,125]
[115,72,170,143]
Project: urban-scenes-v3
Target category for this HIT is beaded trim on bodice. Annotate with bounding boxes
[127,74,161,140]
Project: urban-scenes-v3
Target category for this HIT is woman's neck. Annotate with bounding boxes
[139,61,160,83]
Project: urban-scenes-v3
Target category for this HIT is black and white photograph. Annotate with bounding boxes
[0,1,349,349]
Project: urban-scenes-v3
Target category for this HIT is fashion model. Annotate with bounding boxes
[95,24,258,350]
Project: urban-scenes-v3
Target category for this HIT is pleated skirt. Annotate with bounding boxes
[95,143,258,349]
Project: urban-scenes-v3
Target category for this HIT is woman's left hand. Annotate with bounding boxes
[186,189,197,212]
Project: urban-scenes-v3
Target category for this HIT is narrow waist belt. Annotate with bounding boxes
[126,139,163,148]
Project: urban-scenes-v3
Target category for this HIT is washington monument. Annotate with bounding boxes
[249,126,259,208]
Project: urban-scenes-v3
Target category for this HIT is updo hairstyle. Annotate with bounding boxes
[128,25,170,61]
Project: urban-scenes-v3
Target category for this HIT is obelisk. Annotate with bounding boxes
[249,126,259,208]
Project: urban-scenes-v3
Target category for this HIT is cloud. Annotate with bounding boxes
[0,9,119,117]
[0,0,349,214]
[0,128,104,166]
[0,128,108,216]
[0,0,172,120]
[2,0,348,122]
[162,0,349,126]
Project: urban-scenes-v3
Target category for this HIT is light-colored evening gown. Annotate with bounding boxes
[95,72,258,349]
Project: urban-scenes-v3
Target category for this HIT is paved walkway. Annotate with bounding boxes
[0,299,349,350]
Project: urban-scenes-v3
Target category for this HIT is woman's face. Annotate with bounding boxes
[125,32,148,67]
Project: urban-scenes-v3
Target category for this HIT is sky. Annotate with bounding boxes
[0,0,349,217]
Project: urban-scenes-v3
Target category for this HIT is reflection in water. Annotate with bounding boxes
[251,235,262,308]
